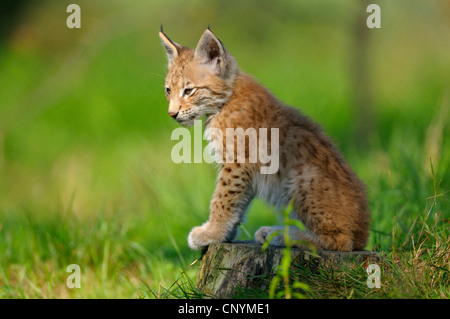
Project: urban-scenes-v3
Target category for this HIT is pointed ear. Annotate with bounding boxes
[194,28,227,76]
[159,29,182,67]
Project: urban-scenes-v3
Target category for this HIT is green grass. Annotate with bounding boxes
[0,0,448,298]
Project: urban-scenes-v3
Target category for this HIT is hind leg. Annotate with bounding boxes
[255,226,322,249]
[291,190,356,251]
[315,231,353,251]
[255,225,354,251]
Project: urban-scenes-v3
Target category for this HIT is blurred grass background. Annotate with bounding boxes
[0,0,448,298]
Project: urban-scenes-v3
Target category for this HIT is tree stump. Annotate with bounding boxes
[196,241,382,298]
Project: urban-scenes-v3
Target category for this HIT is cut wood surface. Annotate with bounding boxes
[196,241,382,298]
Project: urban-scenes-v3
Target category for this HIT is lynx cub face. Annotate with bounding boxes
[159,28,370,252]
[160,28,238,127]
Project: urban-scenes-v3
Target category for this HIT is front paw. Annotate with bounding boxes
[255,226,285,247]
[188,224,221,250]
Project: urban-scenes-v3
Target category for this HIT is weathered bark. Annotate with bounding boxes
[196,241,382,298]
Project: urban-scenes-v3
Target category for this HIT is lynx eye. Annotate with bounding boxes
[183,88,193,96]
[165,87,171,96]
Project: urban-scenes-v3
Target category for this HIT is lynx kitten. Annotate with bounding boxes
[159,28,370,251]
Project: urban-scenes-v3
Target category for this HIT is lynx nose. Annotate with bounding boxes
[168,111,178,119]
